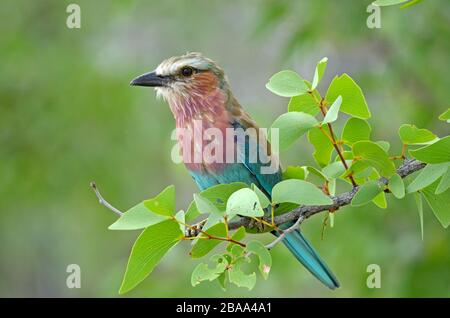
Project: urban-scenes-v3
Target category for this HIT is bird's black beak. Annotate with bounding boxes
[130,71,170,87]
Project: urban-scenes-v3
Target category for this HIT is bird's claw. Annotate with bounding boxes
[185,220,205,237]
[247,218,267,233]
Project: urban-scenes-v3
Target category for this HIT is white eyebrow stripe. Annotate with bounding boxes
[154,54,211,76]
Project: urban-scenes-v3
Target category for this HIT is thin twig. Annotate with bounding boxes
[90,182,123,216]
[317,99,357,187]
[310,91,357,187]
[265,215,306,250]
[176,216,246,247]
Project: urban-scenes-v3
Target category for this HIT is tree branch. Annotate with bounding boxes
[227,159,425,231]
[91,159,426,239]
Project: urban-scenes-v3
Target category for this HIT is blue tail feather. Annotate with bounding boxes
[277,228,340,290]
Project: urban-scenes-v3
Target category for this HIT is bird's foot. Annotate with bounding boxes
[247,218,269,233]
[185,220,206,237]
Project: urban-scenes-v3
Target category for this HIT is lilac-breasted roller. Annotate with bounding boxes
[131,52,339,289]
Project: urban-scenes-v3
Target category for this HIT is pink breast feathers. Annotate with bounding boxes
[176,110,235,172]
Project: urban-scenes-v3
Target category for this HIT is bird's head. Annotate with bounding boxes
[131,52,230,108]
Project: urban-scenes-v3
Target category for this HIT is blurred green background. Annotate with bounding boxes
[1,0,449,297]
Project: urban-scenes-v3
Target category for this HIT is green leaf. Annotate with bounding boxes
[325,73,371,119]
[283,166,308,180]
[376,141,390,152]
[398,124,438,145]
[226,188,264,219]
[119,220,182,294]
[143,185,176,217]
[191,263,223,286]
[322,160,351,179]
[195,182,248,213]
[217,271,227,290]
[194,193,222,215]
[414,192,424,240]
[109,202,168,230]
[400,0,422,9]
[185,200,201,222]
[352,141,396,177]
[351,180,383,207]
[389,174,405,199]
[345,160,371,179]
[190,223,227,258]
[201,213,223,232]
[438,108,450,123]
[372,0,409,6]
[436,168,450,194]
[323,95,342,124]
[341,151,354,160]
[272,179,333,205]
[226,227,246,252]
[341,118,371,145]
[246,240,272,279]
[421,180,450,228]
[288,91,320,116]
[251,184,271,208]
[266,70,309,97]
[341,150,354,158]
[228,257,257,290]
[328,178,336,196]
[272,202,300,216]
[306,166,329,181]
[174,210,185,233]
[329,211,335,227]
[191,255,228,287]
[270,112,318,150]
[308,126,334,167]
[410,136,450,164]
[373,191,387,209]
[406,163,449,193]
[311,57,328,89]
[368,170,388,209]
[222,254,232,264]
[231,245,245,257]
[232,226,246,240]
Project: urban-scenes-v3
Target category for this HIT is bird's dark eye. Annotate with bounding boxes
[181,66,194,77]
